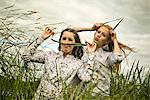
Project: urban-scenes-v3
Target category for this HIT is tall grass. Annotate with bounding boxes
[0,6,150,100]
[56,62,149,100]
[0,5,41,100]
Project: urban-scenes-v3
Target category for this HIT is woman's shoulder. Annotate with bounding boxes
[44,49,57,56]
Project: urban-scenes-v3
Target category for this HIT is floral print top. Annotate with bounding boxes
[23,37,90,99]
[81,48,123,95]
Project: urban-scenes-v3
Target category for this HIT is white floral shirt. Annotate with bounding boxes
[81,48,123,95]
[23,37,90,99]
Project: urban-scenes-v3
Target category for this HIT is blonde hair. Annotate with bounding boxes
[100,24,134,73]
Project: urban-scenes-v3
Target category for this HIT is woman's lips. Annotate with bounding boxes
[63,45,69,48]
[95,37,99,41]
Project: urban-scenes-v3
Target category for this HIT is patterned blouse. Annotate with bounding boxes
[23,37,90,99]
[80,48,123,95]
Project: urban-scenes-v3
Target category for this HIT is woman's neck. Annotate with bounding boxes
[95,42,104,49]
[63,52,72,57]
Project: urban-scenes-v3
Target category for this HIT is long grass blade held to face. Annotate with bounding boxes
[51,36,87,47]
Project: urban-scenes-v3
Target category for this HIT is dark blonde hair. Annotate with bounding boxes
[97,24,133,52]
[98,24,134,73]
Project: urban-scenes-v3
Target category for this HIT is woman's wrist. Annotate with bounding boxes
[113,38,118,42]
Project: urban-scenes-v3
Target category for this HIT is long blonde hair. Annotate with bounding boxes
[99,24,134,73]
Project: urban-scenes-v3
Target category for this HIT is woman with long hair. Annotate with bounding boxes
[74,23,133,95]
[23,27,88,99]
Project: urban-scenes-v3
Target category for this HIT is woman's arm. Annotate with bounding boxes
[73,27,94,32]
[73,23,103,32]
[110,30,122,54]
[23,27,54,63]
[106,31,123,71]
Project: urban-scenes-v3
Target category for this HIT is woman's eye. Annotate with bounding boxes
[97,31,101,33]
[102,33,106,37]
[68,38,73,41]
[103,34,106,37]
[62,37,66,40]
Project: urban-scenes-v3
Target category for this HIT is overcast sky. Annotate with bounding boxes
[0,0,150,73]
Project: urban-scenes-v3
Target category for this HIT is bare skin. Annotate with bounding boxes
[60,31,75,56]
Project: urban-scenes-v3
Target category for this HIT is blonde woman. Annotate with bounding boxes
[74,23,132,95]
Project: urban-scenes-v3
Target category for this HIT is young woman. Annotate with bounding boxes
[23,27,89,99]
[74,23,132,95]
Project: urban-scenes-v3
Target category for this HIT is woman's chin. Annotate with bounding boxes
[94,40,99,44]
[63,50,70,54]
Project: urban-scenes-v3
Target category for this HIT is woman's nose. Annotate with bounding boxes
[97,33,101,38]
[64,39,69,44]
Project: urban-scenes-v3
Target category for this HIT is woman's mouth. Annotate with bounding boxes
[95,37,99,41]
[63,45,69,48]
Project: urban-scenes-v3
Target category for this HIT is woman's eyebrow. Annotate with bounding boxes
[97,30,101,32]
[102,32,107,35]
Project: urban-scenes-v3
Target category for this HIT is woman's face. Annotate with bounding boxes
[94,26,111,47]
[60,31,75,55]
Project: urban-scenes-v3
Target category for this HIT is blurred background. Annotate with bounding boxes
[0,0,149,74]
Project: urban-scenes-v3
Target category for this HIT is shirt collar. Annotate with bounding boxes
[58,51,75,59]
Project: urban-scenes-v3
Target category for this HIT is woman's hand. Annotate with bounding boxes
[110,30,122,55]
[86,42,97,53]
[110,30,117,41]
[92,23,103,30]
[41,27,55,40]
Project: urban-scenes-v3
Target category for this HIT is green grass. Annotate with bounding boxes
[0,76,40,100]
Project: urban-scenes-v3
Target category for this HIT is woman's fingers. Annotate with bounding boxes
[41,26,56,39]
[86,42,97,52]
[110,30,117,40]
[92,23,103,30]
[45,27,50,31]
[44,27,56,34]
[85,41,92,46]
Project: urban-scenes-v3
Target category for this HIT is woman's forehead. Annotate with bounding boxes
[98,26,110,34]
[62,31,75,37]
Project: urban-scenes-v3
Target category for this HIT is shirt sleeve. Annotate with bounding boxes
[77,62,92,82]
[22,36,46,63]
[81,49,89,63]
[106,52,123,66]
